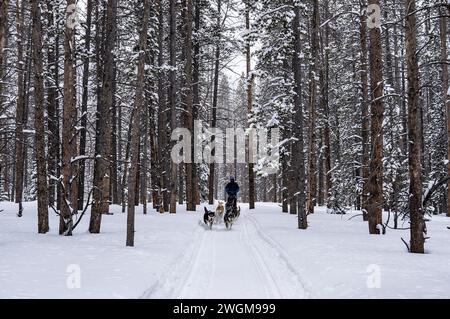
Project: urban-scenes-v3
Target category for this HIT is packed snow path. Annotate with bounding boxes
[141,207,310,299]
[2,201,450,298]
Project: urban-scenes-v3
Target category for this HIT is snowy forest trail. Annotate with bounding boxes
[141,206,309,299]
[2,201,450,299]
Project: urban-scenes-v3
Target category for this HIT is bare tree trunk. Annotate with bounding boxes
[406,0,424,253]
[292,2,307,229]
[0,0,8,121]
[14,0,26,217]
[441,4,450,218]
[192,0,201,206]
[169,0,177,214]
[208,0,221,206]
[135,140,141,207]
[141,96,149,215]
[121,114,133,213]
[178,164,184,204]
[367,0,384,234]
[111,61,119,205]
[45,0,60,208]
[324,111,332,209]
[246,0,255,210]
[360,1,370,221]
[22,34,31,199]
[307,0,319,215]
[317,130,324,206]
[0,8,11,201]
[78,0,93,210]
[117,71,123,206]
[0,0,6,196]
[31,0,49,234]
[185,0,196,211]
[127,0,150,247]
[149,94,159,208]
[90,0,116,233]
[272,173,277,203]
[156,0,168,213]
[322,5,332,208]
[60,0,78,235]
[281,141,289,213]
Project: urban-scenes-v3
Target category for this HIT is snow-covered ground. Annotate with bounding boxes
[1,201,449,299]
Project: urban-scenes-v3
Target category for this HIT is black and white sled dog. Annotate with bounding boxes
[224,206,241,230]
[203,207,216,230]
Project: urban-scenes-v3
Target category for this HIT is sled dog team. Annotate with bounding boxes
[203,176,241,230]
[203,201,241,230]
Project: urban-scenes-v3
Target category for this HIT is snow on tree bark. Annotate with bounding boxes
[127,0,151,247]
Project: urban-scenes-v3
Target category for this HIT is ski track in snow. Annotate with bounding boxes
[141,207,309,299]
[245,213,314,298]
[139,221,207,299]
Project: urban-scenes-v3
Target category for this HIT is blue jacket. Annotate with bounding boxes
[225,181,240,196]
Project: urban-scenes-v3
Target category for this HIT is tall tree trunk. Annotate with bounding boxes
[317,130,324,206]
[111,61,119,205]
[141,95,149,214]
[135,141,141,206]
[0,0,8,119]
[307,0,319,215]
[322,1,332,208]
[45,0,60,208]
[324,106,332,209]
[281,59,290,214]
[292,2,307,229]
[60,0,78,235]
[0,0,7,196]
[156,0,168,213]
[14,0,26,217]
[192,0,201,206]
[185,0,196,211]
[77,0,93,210]
[246,0,255,210]
[31,0,49,234]
[22,32,32,199]
[281,127,289,213]
[406,0,424,253]
[168,0,177,214]
[360,1,370,221]
[149,85,159,208]
[178,164,184,204]
[208,0,221,206]
[127,0,150,247]
[121,113,133,213]
[441,4,450,218]
[367,0,384,234]
[90,0,116,233]
[272,173,277,203]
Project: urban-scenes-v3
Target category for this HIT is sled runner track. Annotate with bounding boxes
[178,227,217,298]
[241,211,282,298]
[142,207,311,299]
[140,222,206,299]
[246,213,314,298]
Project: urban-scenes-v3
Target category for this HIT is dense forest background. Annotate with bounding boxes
[0,0,448,252]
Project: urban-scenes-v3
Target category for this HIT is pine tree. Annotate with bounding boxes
[292,0,307,229]
[367,0,384,235]
[60,0,78,235]
[406,0,424,253]
[31,0,49,234]
[245,0,256,210]
[127,0,151,247]
[14,0,27,217]
[90,0,117,233]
